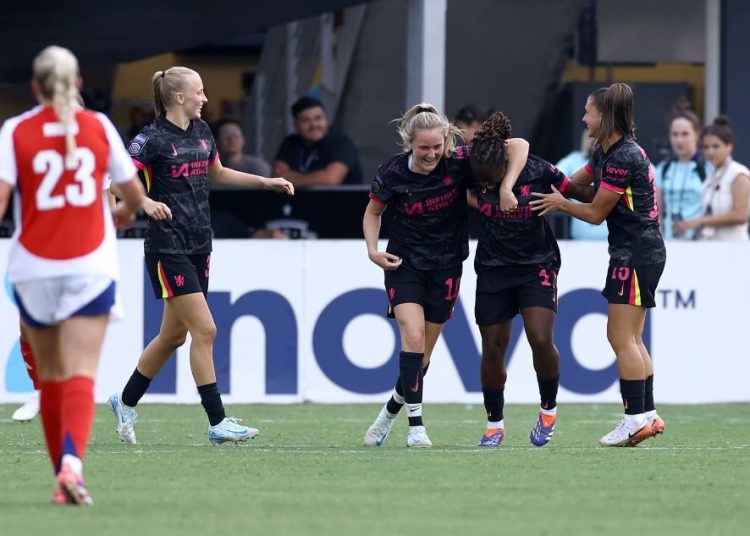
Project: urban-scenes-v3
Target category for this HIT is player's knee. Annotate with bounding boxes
[190,321,217,345]
[401,329,425,352]
[526,332,553,354]
[606,328,634,353]
[161,330,188,349]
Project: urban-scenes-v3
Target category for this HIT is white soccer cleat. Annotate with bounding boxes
[406,425,432,448]
[12,391,40,422]
[599,417,651,447]
[363,407,396,447]
[108,393,138,444]
[208,417,259,445]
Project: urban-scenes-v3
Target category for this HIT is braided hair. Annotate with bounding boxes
[469,111,513,183]
[32,46,81,164]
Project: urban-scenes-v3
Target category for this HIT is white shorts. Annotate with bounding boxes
[13,275,119,327]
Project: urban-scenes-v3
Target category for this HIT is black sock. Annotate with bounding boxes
[386,361,431,413]
[620,379,646,416]
[537,375,559,410]
[386,363,429,414]
[482,387,504,422]
[197,383,226,426]
[644,374,655,413]
[386,373,405,414]
[121,368,152,407]
[400,351,424,426]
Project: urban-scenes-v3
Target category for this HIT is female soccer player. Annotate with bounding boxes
[530,83,667,447]
[108,66,293,446]
[0,45,145,504]
[469,111,592,447]
[362,103,529,447]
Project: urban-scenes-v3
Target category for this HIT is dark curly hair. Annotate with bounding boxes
[469,111,513,182]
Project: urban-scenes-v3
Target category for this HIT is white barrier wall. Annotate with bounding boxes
[1,240,747,404]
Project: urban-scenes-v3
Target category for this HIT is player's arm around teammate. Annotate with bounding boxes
[531,83,667,447]
[362,103,529,448]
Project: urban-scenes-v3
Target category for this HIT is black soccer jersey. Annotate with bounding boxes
[128,117,218,254]
[369,151,471,270]
[473,155,568,270]
[587,136,666,266]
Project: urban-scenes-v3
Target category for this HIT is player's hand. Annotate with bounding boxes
[142,198,172,221]
[265,177,295,196]
[499,187,518,212]
[111,203,138,230]
[369,251,402,270]
[530,185,565,216]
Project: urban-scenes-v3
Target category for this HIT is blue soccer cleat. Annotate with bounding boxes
[108,393,138,444]
[364,406,397,447]
[478,427,505,448]
[530,411,557,447]
[208,417,259,445]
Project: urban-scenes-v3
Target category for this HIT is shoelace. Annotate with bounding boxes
[222,417,248,431]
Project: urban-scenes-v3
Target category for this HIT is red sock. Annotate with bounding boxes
[19,336,39,390]
[59,376,95,462]
[39,380,63,473]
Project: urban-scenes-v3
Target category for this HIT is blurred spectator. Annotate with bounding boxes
[675,116,750,241]
[273,96,362,186]
[555,130,607,240]
[210,118,276,238]
[654,105,711,240]
[454,104,491,144]
[213,117,271,179]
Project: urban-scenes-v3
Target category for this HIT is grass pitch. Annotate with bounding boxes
[1,403,748,536]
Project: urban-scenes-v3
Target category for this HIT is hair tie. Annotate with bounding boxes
[160,70,167,78]
[418,106,433,114]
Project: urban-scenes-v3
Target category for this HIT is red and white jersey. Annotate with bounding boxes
[0,105,136,283]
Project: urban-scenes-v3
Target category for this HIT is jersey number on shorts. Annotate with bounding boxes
[33,148,97,210]
[444,277,461,301]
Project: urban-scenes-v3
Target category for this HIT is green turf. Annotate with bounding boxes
[1,403,748,535]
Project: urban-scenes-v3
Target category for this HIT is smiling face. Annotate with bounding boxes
[294,105,329,143]
[582,97,602,140]
[176,73,207,120]
[409,127,445,174]
[702,134,732,168]
[669,117,699,161]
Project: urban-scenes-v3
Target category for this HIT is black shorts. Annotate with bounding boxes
[145,253,210,300]
[475,264,558,326]
[602,261,664,308]
[384,263,463,324]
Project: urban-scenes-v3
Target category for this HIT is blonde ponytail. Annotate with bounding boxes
[151,66,199,117]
